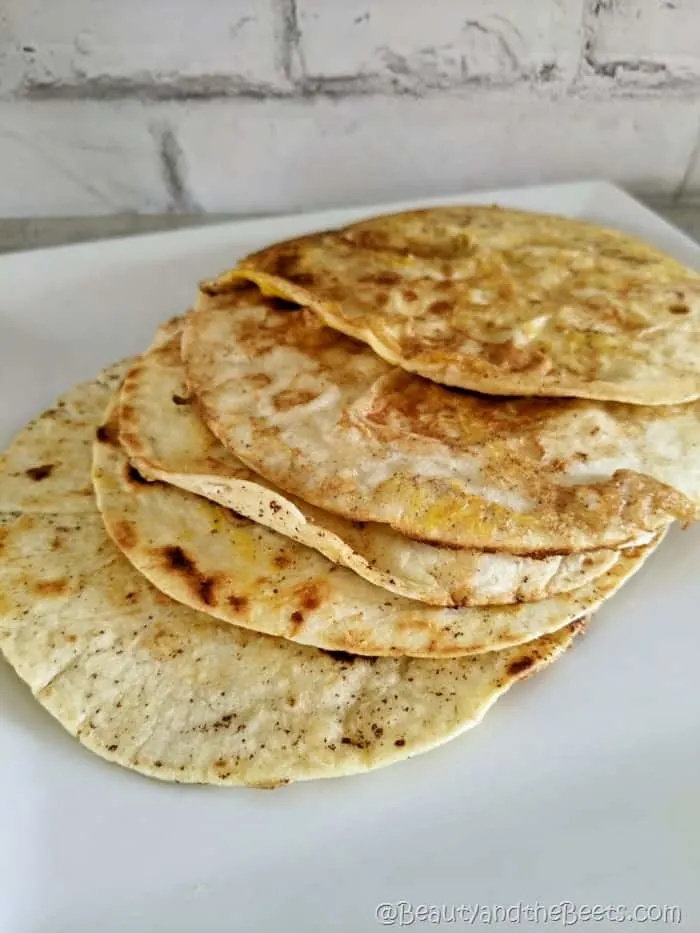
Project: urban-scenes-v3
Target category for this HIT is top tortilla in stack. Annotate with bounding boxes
[205,206,700,405]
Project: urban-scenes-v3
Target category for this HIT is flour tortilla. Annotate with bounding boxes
[118,330,621,607]
[213,205,700,405]
[0,368,582,786]
[98,396,659,658]
[0,362,125,513]
[182,294,696,553]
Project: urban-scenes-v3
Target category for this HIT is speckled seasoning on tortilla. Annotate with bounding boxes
[0,364,583,786]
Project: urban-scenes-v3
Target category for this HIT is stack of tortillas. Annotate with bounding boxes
[1,205,699,788]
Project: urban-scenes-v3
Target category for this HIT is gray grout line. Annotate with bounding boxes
[675,118,700,202]
[277,0,303,85]
[9,78,700,104]
[151,123,201,214]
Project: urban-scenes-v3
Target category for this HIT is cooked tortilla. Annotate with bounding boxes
[211,205,700,405]
[182,294,696,553]
[0,366,582,786]
[0,363,125,513]
[98,396,659,658]
[118,330,620,607]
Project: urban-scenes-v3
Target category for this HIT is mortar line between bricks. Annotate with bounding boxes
[276,0,304,85]
[10,79,700,104]
[675,120,700,201]
[572,0,600,88]
[150,122,201,213]
[15,75,293,102]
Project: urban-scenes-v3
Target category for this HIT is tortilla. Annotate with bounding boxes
[212,205,700,405]
[0,367,582,786]
[0,362,125,513]
[182,294,696,553]
[98,397,659,658]
[118,331,621,607]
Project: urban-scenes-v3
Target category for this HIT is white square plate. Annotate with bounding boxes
[1,182,698,933]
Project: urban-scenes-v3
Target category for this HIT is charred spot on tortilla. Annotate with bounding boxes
[96,422,119,445]
[506,655,537,677]
[197,576,217,606]
[162,544,195,572]
[25,464,54,481]
[227,594,249,612]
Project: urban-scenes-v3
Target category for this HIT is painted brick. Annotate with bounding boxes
[174,95,700,215]
[0,0,283,98]
[587,0,700,83]
[296,0,584,88]
[0,102,168,215]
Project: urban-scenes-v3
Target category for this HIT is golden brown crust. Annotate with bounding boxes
[117,329,624,605]
[0,369,586,785]
[183,297,697,553]
[95,395,656,658]
[211,205,700,405]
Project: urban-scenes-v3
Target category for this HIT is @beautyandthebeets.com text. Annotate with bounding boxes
[375,901,683,926]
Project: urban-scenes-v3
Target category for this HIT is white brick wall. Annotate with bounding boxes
[587,0,700,83]
[0,0,699,216]
[296,0,583,88]
[176,96,700,213]
[0,0,286,94]
[0,102,171,215]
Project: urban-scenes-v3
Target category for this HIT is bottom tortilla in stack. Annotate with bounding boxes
[0,363,586,786]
